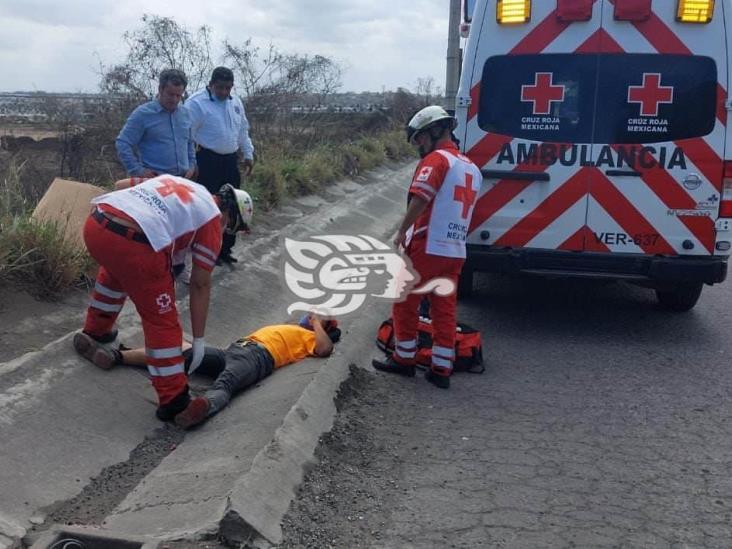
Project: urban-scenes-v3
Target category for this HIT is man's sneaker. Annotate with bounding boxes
[174,397,211,429]
[73,332,119,370]
[425,369,450,389]
[372,357,416,377]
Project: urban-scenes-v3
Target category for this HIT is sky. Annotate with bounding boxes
[0,0,451,94]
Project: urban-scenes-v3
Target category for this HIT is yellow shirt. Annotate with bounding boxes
[247,325,317,368]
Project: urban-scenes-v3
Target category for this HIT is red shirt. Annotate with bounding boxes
[99,196,222,273]
[408,141,459,238]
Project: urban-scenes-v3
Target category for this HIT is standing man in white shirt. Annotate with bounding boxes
[186,66,254,264]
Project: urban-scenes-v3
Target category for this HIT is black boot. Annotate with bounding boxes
[372,357,416,377]
[425,369,450,389]
[217,253,238,264]
[156,388,192,421]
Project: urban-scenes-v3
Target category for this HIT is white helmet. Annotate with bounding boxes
[218,184,254,234]
[406,105,456,144]
[233,188,254,226]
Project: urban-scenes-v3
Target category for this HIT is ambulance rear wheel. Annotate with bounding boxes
[655,283,703,312]
[457,268,474,299]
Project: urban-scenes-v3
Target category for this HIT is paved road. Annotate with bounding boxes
[279,274,732,549]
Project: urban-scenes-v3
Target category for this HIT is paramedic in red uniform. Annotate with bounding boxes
[73,176,251,420]
[373,106,482,389]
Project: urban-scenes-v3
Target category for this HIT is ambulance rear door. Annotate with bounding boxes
[586,0,726,257]
[464,0,604,252]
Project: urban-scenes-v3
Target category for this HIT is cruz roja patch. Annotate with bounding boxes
[496,143,686,170]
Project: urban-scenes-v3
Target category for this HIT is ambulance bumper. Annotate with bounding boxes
[464,246,728,284]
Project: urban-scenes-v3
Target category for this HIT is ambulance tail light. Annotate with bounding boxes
[497,0,531,24]
[720,161,732,217]
[614,0,652,22]
[677,0,715,23]
[557,0,593,22]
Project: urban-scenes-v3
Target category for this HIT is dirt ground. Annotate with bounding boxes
[31,425,185,529]
[277,365,412,549]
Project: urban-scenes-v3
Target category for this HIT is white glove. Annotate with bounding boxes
[188,338,205,375]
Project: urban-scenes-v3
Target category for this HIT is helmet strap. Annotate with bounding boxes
[225,203,242,234]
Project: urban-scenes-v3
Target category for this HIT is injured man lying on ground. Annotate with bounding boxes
[76,313,341,428]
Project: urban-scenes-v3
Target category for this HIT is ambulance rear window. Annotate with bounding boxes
[478,54,594,143]
[596,54,717,144]
[478,54,717,144]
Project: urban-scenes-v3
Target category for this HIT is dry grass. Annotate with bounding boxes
[247,129,414,208]
[0,126,414,298]
[0,161,92,298]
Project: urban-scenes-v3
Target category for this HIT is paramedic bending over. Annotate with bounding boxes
[72,177,250,421]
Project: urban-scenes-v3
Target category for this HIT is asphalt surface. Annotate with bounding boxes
[278,275,732,549]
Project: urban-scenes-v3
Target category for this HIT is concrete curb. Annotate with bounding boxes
[219,297,390,547]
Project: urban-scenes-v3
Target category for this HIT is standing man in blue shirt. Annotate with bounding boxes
[185,66,254,264]
[116,69,197,179]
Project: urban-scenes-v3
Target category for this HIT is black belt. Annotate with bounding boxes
[92,209,149,245]
[197,145,237,157]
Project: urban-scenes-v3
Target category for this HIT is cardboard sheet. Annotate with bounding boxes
[31,178,108,251]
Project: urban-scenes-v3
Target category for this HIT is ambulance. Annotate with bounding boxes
[455,0,730,311]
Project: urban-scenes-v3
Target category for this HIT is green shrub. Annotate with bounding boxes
[351,137,387,171]
[302,148,341,188]
[0,158,31,219]
[0,216,92,299]
[279,158,312,196]
[249,162,286,209]
[380,130,415,160]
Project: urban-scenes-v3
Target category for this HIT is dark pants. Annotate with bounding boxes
[196,147,241,258]
[184,342,274,417]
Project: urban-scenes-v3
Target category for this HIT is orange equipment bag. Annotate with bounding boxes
[376,316,485,373]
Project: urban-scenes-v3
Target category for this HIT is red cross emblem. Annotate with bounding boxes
[521,72,565,115]
[156,178,194,204]
[416,166,433,182]
[155,293,172,309]
[454,173,477,219]
[627,73,673,117]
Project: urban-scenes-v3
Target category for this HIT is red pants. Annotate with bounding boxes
[82,215,187,406]
[391,238,463,377]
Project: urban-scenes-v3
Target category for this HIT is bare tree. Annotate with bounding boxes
[98,14,213,100]
[387,87,422,124]
[414,76,443,107]
[223,38,343,144]
[224,40,342,103]
[222,39,283,98]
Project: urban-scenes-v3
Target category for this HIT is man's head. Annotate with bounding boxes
[209,66,235,100]
[406,105,457,158]
[300,314,342,343]
[158,68,188,112]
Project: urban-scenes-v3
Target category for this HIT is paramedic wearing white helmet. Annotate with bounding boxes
[112,176,254,278]
[73,176,252,421]
[373,106,482,389]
